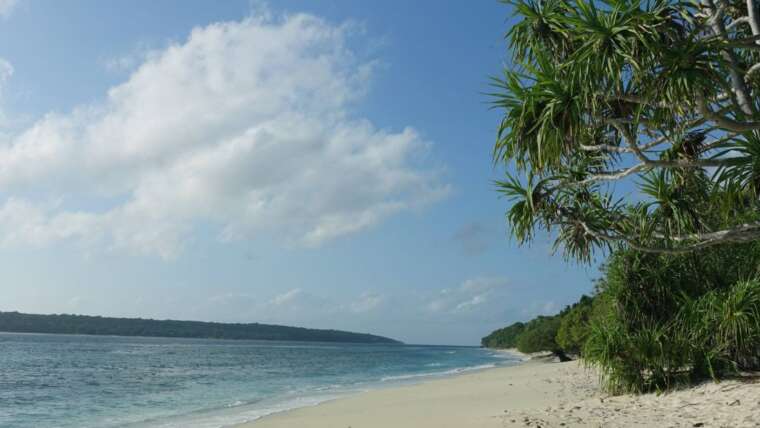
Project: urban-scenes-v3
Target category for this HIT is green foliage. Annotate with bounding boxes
[0,311,401,344]
[482,294,595,358]
[481,322,526,348]
[493,0,760,260]
[677,280,760,374]
[516,315,562,354]
[556,294,594,354]
[583,243,760,393]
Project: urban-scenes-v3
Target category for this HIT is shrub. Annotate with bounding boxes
[480,322,525,348]
[483,295,594,359]
[583,243,760,394]
[556,295,594,355]
[516,315,571,360]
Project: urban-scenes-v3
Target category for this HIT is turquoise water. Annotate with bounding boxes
[0,333,520,427]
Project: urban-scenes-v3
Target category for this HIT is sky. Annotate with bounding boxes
[0,0,599,345]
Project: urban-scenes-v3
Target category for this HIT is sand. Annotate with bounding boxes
[240,356,760,428]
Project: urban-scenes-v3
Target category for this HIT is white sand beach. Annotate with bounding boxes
[242,357,760,428]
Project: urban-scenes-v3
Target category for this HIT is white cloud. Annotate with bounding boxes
[270,288,304,306]
[349,292,383,313]
[454,294,486,311]
[168,278,521,343]
[0,57,13,123]
[0,0,18,18]
[0,13,447,258]
[243,287,335,326]
[0,58,12,87]
[426,277,508,314]
[67,296,85,309]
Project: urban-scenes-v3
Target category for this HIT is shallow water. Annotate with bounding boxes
[0,332,519,427]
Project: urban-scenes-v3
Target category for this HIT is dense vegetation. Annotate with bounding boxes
[0,311,401,344]
[555,295,595,355]
[488,0,760,394]
[481,295,593,361]
[584,243,760,393]
[483,241,760,393]
[514,315,569,360]
[480,322,525,348]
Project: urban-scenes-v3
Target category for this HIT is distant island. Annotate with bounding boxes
[0,311,401,344]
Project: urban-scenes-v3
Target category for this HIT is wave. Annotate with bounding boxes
[380,363,497,382]
[141,393,345,428]
[178,364,503,426]
[170,363,505,427]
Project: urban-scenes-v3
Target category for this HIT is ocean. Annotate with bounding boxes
[0,332,521,427]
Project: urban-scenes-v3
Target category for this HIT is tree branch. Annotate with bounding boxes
[726,16,750,30]
[576,218,760,254]
[604,94,670,109]
[747,62,760,80]
[703,0,756,116]
[747,0,760,40]
[608,119,736,168]
[577,164,649,185]
[666,222,760,243]
[697,95,760,131]
[579,143,632,153]
[701,132,740,152]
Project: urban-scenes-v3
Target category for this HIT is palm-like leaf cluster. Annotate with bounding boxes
[494,0,760,261]
[583,243,760,393]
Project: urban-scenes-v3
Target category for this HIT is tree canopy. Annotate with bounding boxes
[515,315,564,354]
[0,311,401,344]
[555,294,595,353]
[481,295,595,360]
[493,0,760,261]
[481,321,526,348]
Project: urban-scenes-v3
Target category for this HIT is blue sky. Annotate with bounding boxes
[0,0,598,345]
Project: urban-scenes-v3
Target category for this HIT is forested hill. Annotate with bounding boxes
[0,311,401,344]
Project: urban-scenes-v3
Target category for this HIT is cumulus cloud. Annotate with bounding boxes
[348,292,383,313]
[0,13,447,258]
[0,0,18,18]
[207,287,338,326]
[454,293,486,311]
[270,288,305,306]
[426,277,508,314]
[0,58,12,87]
[0,57,12,123]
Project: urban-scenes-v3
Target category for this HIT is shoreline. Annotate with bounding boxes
[236,358,593,428]
[226,349,527,427]
[237,356,760,428]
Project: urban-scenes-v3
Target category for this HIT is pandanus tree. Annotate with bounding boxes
[494,0,760,261]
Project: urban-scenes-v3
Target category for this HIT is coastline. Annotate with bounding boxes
[237,357,595,428]
[224,349,527,428]
[238,355,760,428]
